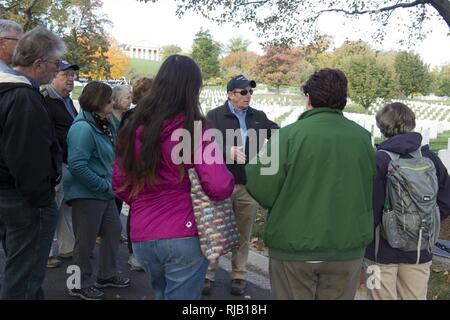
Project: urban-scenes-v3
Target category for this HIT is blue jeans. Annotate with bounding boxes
[133,237,208,300]
[0,189,58,299]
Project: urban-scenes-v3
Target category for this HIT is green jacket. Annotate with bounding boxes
[245,107,375,261]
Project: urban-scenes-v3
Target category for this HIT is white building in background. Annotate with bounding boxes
[121,40,162,61]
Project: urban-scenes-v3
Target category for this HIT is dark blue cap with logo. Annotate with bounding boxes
[226,74,256,92]
[59,60,80,71]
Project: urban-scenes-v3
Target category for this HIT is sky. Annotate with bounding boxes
[101,0,450,67]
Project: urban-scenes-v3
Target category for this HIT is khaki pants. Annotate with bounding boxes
[363,259,431,300]
[49,164,75,257]
[206,184,258,281]
[270,258,363,300]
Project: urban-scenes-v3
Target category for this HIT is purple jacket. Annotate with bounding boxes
[365,132,450,264]
[112,114,235,242]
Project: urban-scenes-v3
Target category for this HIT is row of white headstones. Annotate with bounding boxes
[199,90,450,171]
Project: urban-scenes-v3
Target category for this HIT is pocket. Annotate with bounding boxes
[1,197,36,228]
[431,206,441,245]
[167,237,204,267]
[382,210,407,249]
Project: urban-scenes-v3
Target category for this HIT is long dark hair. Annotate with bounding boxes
[116,54,204,197]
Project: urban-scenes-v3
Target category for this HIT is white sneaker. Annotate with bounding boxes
[128,254,144,271]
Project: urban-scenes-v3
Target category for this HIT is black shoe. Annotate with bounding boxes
[230,279,246,296]
[202,279,212,296]
[94,276,130,288]
[68,286,104,300]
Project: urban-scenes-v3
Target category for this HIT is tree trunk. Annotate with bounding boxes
[429,0,450,29]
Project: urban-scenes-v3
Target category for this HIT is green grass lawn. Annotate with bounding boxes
[428,271,450,300]
[128,59,162,77]
[429,130,450,153]
[71,86,83,100]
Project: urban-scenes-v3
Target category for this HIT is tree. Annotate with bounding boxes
[139,0,450,45]
[433,64,450,96]
[340,53,397,109]
[191,28,221,82]
[107,40,131,79]
[255,46,313,91]
[161,45,182,60]
[1,0,112,78]
[395,51,431,97]
[226,36,251,53]
[221,51,258,82]
[0,0,53,31]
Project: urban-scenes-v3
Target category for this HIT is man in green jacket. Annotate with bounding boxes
[245,68,375,300]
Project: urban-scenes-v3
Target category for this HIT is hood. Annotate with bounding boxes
[0,71,31,94]
[377,132,422,155]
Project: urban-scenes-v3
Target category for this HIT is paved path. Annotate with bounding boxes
[0,241,272,300]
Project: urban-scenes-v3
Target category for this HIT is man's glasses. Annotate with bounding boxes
[234,89,253,96]
[44,59,62,68]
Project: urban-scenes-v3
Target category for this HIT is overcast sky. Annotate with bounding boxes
[101,0,450,67]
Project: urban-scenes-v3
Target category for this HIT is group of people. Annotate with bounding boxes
[0,19,449,301]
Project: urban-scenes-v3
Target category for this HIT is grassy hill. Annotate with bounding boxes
[127,58,162,77]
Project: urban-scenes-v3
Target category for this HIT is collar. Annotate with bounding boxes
[298,107,343,121]
[11,69,40,90]
[222,100,254,116]
[228,100,248,115]
[46,85,67,101]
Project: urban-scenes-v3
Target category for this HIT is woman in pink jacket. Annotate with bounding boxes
[112,55,234,300]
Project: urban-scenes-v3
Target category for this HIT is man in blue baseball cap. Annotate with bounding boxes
[42,60,80,268]
[204,75,279,296]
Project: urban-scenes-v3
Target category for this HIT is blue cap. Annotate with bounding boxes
[59,60,79,71]
[226,74,256,92]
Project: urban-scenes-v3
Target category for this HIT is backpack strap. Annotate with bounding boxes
[408,148,423,159]
[374,225,380,262]
[378,149,400,161]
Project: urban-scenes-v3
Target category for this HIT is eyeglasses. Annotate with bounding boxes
[44,59,62,68]
[233,89,253,96]
[0,37,20,42]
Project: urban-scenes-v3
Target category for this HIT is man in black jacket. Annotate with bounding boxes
[0,26,66,299]
[205,75,279,295]
[0,18,23,260]
[42,60,79,268]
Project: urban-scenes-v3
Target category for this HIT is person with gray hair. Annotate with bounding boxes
[0,19,23,72]
[0,26,66,299]
[111,84,131,128]
[0,18,22,267]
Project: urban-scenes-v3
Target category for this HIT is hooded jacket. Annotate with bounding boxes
[63,110,117,203]
[365,132,450,264]
[112,114,235,242]
[0,72,61,208]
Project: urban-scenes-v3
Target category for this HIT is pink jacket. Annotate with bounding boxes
[112,114,234,242]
